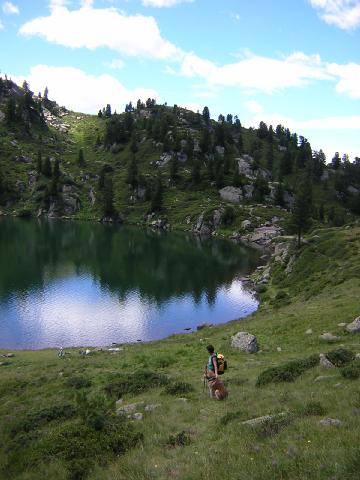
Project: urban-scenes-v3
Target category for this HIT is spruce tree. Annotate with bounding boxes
[191,160,201,185]
[126,156,138,188]
[42,157,52,178]
[78,148,85,167]
[151,174,163,212]
[289,180,312,247]
[169,155,179,182]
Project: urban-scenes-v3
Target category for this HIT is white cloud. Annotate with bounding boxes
[11,65,159,114]
[327,62,360,98]
[180,51,332,93]
[106,58,125,69]
[2,1,19,15]
[20,4,182,60]
[243,100,264,114]
[0,19,4,29]
[309,0,360,30]
[142,0,193,7]
[243,111,360,160]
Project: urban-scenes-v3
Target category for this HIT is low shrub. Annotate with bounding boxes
[254,415,292,437]
[256,355,318,387]
[163,381,194,396]
[220,410,244,426]
[341,361,360,380]
[326,348,355,367]
[298,401,327,416]
[66,376,92,389]
[166,431,191,448]
[105,370,169,398]
[10,403,77,436]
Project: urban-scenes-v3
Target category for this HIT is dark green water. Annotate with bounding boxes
[0,218,261,349]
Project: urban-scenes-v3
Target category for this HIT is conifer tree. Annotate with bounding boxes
[169,155,179,182]
[78,148,85,167]
[191,160,201,185]
[151,174,163,212]
[126,156,138,188]
[289,179,312,247]
[42,156,52,178]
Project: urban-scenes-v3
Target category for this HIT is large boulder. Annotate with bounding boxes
[346,316,360,333]
[219,186,242,204]
[231,332,258,353]
[237,155,254,178]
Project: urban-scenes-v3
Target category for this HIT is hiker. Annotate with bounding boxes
[204,344,228,400]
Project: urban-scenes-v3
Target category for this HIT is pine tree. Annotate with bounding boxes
[5,97,16,124]
[78,148,85,167]
[169,155,179,182]
[274,182,284,207]
[191,160,201,185]
[126,156,138,188]
[42,157,52,178]
[289,179,312,247]
[202,106,210,124]
[150,174,163,212]
[53,158,60,180]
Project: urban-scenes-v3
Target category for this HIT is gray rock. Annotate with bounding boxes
[116,401,144,415]
[347,185,359,195]
[243,184,254,199]
[145,404,161,412]
[89,187,96,206]
[346,316,360,333]
[319,353,335,368]
[231,332,258,353]
[237,155,254,178]
[131,413,143,421]
[338,322,347,327]
[219,186,242,204]
[319,418,342,427]
[306,328,313,335]
[242,412,287,427]
[356,353,360,360]
[319,332,339,342]
[241,220,252,230]
[177,398,188,402]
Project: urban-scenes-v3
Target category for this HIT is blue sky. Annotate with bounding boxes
[1,0,360,160]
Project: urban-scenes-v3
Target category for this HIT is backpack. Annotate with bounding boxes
[216,353,228,375]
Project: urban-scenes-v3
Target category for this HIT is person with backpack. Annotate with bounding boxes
[204,344,228,400]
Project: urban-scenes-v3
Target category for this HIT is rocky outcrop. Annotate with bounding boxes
[219,186,242,204]
[231,332,258,353]
[346,316,360,333]
[193,208,224,236]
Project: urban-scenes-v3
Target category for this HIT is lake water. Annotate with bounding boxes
[0,218,261,349]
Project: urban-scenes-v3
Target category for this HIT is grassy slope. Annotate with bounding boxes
[1,226,360,480]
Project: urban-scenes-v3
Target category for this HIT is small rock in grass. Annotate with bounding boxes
[346,316,360,333]
[277,347,282,352]
[131,413,143,421]
[319,333,339,342]
[319,353,335,369]
[338,323,347,327]
[0,361,10,366]
[352,408,360,416]
[242,412,287,427]
[356,353,360,360]
[117,401,144,414]
[306,329,313,335]
[314,375,337,382]
[2,353,15,358]
[319,418,342,427]
[177,398,188,403]
[145,404,161,412]
[334,383,342,388]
